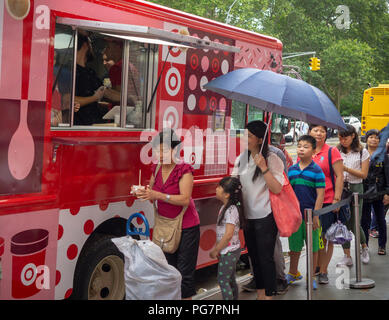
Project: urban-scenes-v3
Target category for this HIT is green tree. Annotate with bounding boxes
[260,0,387,114]
[150,0,388,115]
[148,0,268,30]
[320,39,376,113]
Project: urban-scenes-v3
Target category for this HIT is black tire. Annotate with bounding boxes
[72,234,125,300]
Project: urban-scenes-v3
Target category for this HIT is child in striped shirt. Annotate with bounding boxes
[286,135,325,289]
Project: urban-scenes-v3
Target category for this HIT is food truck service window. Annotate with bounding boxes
[51,26,154,130]
[51,18,239,131]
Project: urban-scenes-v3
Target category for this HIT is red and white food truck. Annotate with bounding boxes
[0,0,284,300]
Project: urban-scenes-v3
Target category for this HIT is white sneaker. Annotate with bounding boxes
[361,247,370,264]
[336,255,353,267]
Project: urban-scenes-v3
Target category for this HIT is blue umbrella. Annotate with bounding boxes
[204,68,346,129]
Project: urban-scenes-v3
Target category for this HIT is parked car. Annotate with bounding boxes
[285,121,308,143]
[343,116,361,135]
[327,127,338,138]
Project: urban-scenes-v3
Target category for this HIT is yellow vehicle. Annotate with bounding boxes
[361,84,389,139]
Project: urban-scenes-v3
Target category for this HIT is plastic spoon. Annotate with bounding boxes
[8,99,35,180]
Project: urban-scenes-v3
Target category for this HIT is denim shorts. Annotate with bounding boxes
[319,203,337,235]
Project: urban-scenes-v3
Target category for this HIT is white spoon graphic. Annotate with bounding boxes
[8,99,35,180]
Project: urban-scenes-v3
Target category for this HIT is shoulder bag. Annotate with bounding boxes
[269,171,302,237]
[150,164,187,254]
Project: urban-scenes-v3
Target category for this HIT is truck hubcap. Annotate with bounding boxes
[88,255,124,300]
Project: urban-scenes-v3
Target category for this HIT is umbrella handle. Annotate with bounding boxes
[259,112,271,155]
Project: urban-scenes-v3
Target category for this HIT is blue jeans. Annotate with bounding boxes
[361,200,387,249]
[370,207,378,230]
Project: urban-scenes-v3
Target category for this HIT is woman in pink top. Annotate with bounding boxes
[309,124,344,285]
[136,128,200,299]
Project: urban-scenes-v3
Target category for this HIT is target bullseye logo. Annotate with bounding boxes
[209,97,217,111]
[21,263,37,286]
[190,152,196,165]
[163,106,179,129]
[212,58,220,73]
[190,54,199,70]
[165,67,181,97]
[169,29,182,58]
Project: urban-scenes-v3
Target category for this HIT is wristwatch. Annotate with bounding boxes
[165,194,171,201]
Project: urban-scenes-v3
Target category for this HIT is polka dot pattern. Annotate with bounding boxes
[67,244,78,260]
[183,28,234,117]
[54,200,154,300]
[199,229,216,251]
[83,220,94,235]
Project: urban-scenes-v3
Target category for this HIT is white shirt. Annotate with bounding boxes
[216,205,241,255]
[233,152,285,219]
[341,148,370,184]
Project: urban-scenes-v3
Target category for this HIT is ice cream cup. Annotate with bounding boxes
[131,185,145,195]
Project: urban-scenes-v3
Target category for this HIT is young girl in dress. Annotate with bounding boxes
[210,176,244,300]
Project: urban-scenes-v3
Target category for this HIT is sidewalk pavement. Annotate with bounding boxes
[200,225,389,300]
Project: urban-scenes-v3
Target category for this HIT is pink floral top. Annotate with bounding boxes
[151,162,200,229]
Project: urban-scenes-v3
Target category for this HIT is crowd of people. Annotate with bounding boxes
[133,121,389,300]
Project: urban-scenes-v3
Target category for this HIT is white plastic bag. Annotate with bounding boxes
[111,236,182,300]
[325,221,353,245]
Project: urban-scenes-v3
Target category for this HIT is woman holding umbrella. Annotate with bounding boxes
[233,120,284,300]
[309,124,344,285]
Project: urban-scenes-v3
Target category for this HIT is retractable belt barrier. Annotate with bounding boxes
[312,187,388,217]
[304,187,387,300]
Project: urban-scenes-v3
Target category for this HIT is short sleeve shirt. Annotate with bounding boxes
[235,151,285,219]
[288,161,325,217]
[341,149,370,184]
[75,64,103,125]
[312,144,343,204]
[151,162,200,229]
[216,205,241,255]
[109,60,122,87]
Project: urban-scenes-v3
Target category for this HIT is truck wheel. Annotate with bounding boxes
[72,234,125,300]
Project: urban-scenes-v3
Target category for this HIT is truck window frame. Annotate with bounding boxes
[51,17,239,132]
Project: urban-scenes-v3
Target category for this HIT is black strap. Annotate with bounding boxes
[312,186,386,217]
[328,147,336,192]
[313,195,353,216]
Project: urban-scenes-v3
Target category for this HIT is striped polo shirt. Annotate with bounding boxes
[288,161,326,216]
[340,148,370,184]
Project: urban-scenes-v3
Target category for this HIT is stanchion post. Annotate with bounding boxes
[349,192,375,289]
[353,192,362,282]
[305,208,313,300]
